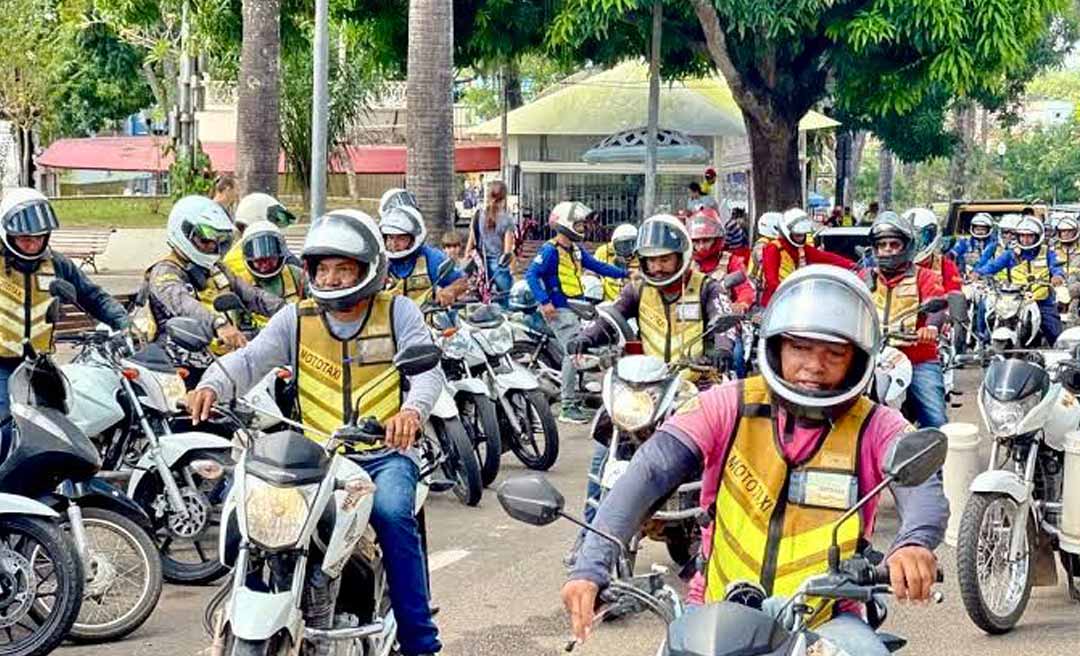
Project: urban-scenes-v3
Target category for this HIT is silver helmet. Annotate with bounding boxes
[869,211,915,273]
[303,210,387,311]
[758,265,880,415]
[379,205,427,260]
[903,207,939,263]
[969,212,995,240]
[1014,216,1045,252]
[779,208,813,246]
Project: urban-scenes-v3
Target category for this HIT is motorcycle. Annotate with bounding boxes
[985,282,1042,351]
[2,281,162,642]
[61,325,234,585]
[496,426,947,655]
[198,340,445,656]
[956,350,1080,634]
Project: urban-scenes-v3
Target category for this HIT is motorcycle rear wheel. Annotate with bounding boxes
[457,392,502,487]
[504,390,559,471]
[436,418,483,507]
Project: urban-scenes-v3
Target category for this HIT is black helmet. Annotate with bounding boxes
[869,211,915,274]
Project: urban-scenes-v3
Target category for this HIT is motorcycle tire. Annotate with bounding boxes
[68,507,164,643]
[505,389,559,471]
[956,492,1034,634]
[0,516,83,656]
[510,340,562,402]
[437,418,483,507]
[228,633,294,656]
[457,392,502,487]
[663,526,700,568]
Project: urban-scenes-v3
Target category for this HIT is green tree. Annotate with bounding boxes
[1000,119,1080,204]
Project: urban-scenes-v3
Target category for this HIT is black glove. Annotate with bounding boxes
[565,337,590,356]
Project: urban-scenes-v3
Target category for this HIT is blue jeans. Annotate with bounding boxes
[356,452,441,655]
[906,361,947,429]
[974,297,989,343]
[1037,297,1063,346]
[484,255,512,302]
[814,612,890,656]
[584,443,608,524]
[732,334,747,379]
[0,365,12,422]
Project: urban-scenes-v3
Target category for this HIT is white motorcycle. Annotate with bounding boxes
[985,282,1042,351]
[870,298,947,410]
[201,342,445,656]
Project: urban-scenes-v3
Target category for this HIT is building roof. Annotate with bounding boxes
[468,60,839,137]
[37,137,501,174]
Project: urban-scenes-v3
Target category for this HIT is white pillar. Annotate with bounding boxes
[1060,430,1080,555]
[941,422,982,547]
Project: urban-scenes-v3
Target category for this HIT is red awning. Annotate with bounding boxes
[37,137,501,175]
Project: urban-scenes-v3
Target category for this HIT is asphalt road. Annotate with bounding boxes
[56,368,1080,656]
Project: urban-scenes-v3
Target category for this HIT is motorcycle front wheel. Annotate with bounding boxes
[504,389,559,471]
[956,492,1034,634]
[0,516,83,656]
[456,392,502,487]
[436,418,483,507]
[226,632,294,656]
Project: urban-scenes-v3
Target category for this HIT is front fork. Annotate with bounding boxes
[990,440,1038,561]
[119,376,190,518]
[62,481,91,566]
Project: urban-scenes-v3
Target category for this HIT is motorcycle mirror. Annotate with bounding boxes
[392,343,442,376]
[882,427,947,487]
[48,279,78,305]
[165,317,214,351]
[721,270,746,290]
[213,292,245,313]
[947,293,968,323]
[496,474,565,526]
[919,298,948,315]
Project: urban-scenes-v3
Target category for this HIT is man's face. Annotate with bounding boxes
[12,235,46,257]
[692,238,718,255]
[1059,229,1077,243]
[384,234,414,254]
[251,256,281,275]
[874,237,905,258]
[192,234,223,255]
[644,253,680,277]
[313,257,362,290]
[779,336,855,392]
[1018,232,1038,247]
[971,226,990,238]
[705,173,716,183]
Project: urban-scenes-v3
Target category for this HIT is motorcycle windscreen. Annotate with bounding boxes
[663,602,792,656]
[982,358,1049,402]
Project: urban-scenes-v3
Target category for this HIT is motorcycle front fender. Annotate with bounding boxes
[0,492,60,519]
[428,390,459,419]
[127,431,233,499]
[448,377,490,398]
[227,587,304,643]
[970,469,1029,504]
[72,478,153,529]
[495,367,539,392]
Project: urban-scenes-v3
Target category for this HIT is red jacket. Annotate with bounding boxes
[761,241,857,306]
[695,252,755,305]
[919,253,962,294]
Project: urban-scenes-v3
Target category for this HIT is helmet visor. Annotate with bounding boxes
[184,221,234,256]
[636,220,687,257]
[3,201,59,236]
[613,239,636,258]
[243,233,286,260]
[268,204,298,227]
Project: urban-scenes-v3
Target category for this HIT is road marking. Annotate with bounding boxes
[428,548,471,573]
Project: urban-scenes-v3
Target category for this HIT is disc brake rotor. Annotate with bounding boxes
[165,488,211,539]
[0,547,36,629]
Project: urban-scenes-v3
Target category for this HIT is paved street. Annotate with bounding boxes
[56,368,1080,656]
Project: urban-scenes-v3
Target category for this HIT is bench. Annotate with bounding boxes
[50,228,116,273]
[283,232,307,255]
[55,292,135,338]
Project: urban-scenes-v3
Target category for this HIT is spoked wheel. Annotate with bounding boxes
[0,516,83,656]
[504,389,559,471]
[509,341,561,402]
[436,418,483,507]
[456,392,502,487]
[957,492,1034,634]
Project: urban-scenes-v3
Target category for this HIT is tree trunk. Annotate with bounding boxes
[500,64,510,184]
[236,0,281,197]
[15,126,34,188]
[744,113,803,212]
[407,0,455,236]
[643,0,662,217]
[505,60,524,109]
[846,130,868,206]
[878,146,894,208]
[949,103,976,201]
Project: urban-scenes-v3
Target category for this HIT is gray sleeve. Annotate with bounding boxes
[888,470,950,555]
[392,297,444,422]
[569,432,702,587]
[230,273,287,318]
[147,262,217,329]
[196,306,297,402]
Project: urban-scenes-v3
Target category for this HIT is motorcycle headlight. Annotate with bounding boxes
[995,296,1020,319]
[482,324,514,356]
[151,371,188,412]
[981,390,1041,437]
[609,379,658,432]
[244,476,318,549]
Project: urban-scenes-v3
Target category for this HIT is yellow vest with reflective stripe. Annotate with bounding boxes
[638,270,706,362]
[593,243,635,302]
[705,376,869,627]
[1009,248,1053,301]
[1054,245,1080,278]
[548,239,584,298]
[993,244,1011,283]
[155,253,235,354]
[234,265,303,328]
[0,257,56,358]
[221,240,246,279]
[386,253,433,302]
[868,269,920,333]
[773,240,806,282]
[295,296,401,450]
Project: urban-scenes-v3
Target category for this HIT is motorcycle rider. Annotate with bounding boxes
[973,215,1066,346]
[233,221,306,327]
[143,196,285,383]
[748,210,781,300]
[1054,216,1080,318]
[525,201,628,424]
[688,209,755,313]
[906,208,962,294]
[380,204,468,306]
[563,265,948,655]
[222,192,300,276]
[187,209,445,656]
[592,223,639,302]
[761,207,855,306]
[861,212,949,428]
[0,188,130,419]
[949,212,997,274]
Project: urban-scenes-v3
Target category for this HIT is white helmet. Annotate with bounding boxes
[379,205,427,260]
[1056,216,1079,245]
[758,265,880,416]
[1014,216,1045,252]
[235,193,296,229]
[969,212,995,239]
[166,195,236,270]
[998,213,1023,246]
[378,188,419,216]
[611,223,638,259]
[779,208,813,246]
[635,214,691,287]
[241,221,288,279]
[0,187,59,263]
[302,209,388,311]
[903,207,940,263]
[757,211,782,240]
[549,201,592,242]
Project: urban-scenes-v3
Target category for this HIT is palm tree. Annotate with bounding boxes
[235,0,281,196]
[406,0,455,234]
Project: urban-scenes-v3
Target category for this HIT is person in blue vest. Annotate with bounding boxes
[973,216,1065,346]
[949,212,998,275]
[380,203,468,307]
[526,201,628,424]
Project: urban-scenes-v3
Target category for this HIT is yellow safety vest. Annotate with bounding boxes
[295,295,401,450]
[593,243,636,302]
[147,254,235,353]
[705,376,870,628]
[773,240,807,282]
[1007,247,1053,301]
[867,269,920,333]
[1054,245,1080,279]
[0,257,56,358]
[234,265,303,328]
[386,253,433,302]
[221,240,246,279]
[638,270,706,362]
[549,239,584,298]
[993,244,1012,283]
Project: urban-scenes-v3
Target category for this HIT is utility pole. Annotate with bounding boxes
[310,0,330,219]
[643,0,662,218]
[175,0,193,167]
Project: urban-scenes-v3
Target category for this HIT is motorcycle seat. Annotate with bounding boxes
[248,430,330,485]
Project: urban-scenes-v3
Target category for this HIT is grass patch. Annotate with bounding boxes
[52,196,173,228]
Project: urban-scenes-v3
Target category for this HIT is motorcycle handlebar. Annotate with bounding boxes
[869,563,945,586]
